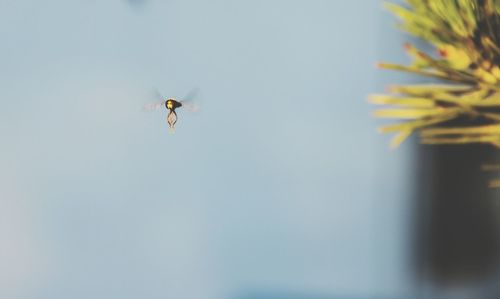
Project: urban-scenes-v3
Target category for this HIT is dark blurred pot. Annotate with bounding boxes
[413,143,500,297]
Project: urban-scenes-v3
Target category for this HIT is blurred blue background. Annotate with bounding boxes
[0,1,415,298]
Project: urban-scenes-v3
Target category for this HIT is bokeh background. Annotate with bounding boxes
[0,1,415,298]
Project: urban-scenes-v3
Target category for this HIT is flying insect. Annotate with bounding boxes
[144,88,199,132]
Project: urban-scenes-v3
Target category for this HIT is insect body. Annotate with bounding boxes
[144,89,199,132]
[165,98,183,130]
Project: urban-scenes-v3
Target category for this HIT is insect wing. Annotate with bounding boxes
[143,100,165,111]
[143,87,167,111]
[183,88,199,102]
[152,87,166,101]
[180,100,200,112]
[179,88,200,112]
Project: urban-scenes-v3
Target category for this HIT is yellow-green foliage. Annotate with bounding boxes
[374,0,500,148]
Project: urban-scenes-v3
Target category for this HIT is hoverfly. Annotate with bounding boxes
[144,88,199,132]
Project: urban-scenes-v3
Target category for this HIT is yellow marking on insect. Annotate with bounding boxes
[167,100,173,109]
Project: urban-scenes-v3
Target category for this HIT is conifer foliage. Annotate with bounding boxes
[373,0,500,148]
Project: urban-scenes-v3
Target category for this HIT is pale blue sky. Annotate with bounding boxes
[0,1,414,298]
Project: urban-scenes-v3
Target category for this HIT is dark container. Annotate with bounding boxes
[413,144,500,298]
